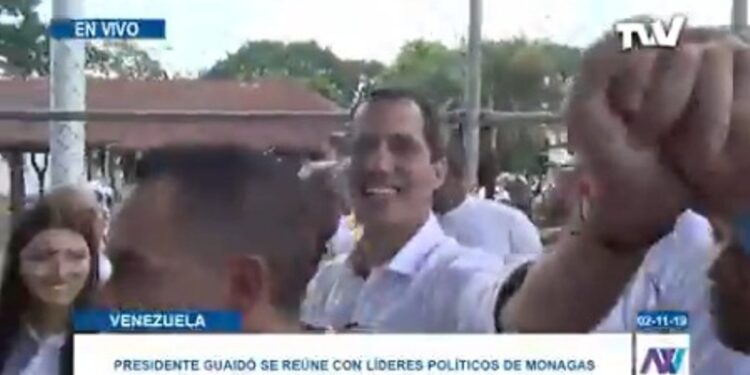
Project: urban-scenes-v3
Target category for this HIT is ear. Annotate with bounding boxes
[431,157,448,189]
[226,255,271,315]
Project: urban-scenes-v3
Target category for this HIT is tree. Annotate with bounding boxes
[378,40,463,106]
[86,41,167,79]
[0,0,46,77]
[0,1,165,80]
[478,39,581,177]
[481,39,581,111]
[202,40,383,106]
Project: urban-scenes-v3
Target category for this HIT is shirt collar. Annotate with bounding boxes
[386,213,446,276]
[25,324,66,349]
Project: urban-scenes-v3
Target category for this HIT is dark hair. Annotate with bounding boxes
[351,87,447,161]
[0,189,101,375]
[137,146,298,183]
[133,145,334,313]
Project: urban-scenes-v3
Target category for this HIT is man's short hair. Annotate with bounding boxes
[133,145,328,313]
[351,87,447,161]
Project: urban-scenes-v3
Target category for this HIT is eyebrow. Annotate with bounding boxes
[25,246,87,254]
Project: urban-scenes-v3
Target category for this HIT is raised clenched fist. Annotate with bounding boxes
[565,32,699,250]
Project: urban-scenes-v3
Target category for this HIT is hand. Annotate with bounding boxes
[659,38,750,220]
[612,30,750,221]
[566,34,700,250]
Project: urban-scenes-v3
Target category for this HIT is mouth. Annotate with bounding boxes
[362,186,399,198]
[44,281,69,292]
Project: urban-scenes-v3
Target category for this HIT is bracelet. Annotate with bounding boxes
[732,213,750,257]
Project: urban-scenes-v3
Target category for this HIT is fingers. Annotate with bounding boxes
[633,44,702,143]
[608,50,658,121]
[666,42,734,180]
[567,35,632,167]
[566,89,631,174]
[570,34,625,104]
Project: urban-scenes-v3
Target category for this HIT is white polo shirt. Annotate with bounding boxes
[438,196,543,264]
[301,214,519,333]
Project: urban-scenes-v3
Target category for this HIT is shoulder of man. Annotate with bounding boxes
[304,254,353,296]
[300,253,358,328]
[469,197,532,224]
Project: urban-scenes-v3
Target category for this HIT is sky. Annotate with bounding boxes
[36,0,735,75]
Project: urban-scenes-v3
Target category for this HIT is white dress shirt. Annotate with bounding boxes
[596,210,750,374]
[438,196,543,264]
[327,216,357,256]
[302,213,521,333]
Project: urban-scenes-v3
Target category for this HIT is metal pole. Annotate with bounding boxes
[464,0,482,187]
[50,0,86,188]
[733,0,748,32]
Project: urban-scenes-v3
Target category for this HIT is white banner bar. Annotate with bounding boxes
[74,334,633,375]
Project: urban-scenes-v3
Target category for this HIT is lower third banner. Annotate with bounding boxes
[73,334,633,374]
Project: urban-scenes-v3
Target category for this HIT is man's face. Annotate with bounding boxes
[349,99,445,229]
[98,180,227,310]
[98,178,317,332]
[708,244,750,353]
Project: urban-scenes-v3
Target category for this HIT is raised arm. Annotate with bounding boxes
[497,32,707,333]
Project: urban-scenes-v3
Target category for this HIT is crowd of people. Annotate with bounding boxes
[0,25,749,375]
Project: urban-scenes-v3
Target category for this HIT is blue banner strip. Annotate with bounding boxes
[50,19,166,39]
[73,309,242,332]
[636,310,689,332]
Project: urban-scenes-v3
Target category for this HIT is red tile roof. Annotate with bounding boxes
[0,78,346,152]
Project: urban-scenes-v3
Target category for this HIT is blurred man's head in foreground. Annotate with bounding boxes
[98,146,333,332]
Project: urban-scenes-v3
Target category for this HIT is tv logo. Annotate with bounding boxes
[614,16,686,51]
[639,347,686,374]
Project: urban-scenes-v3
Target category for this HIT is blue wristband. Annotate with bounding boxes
[732,213,750,257]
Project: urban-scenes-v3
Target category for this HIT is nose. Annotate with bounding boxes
[364,141,395,173]
[54,256,79,280]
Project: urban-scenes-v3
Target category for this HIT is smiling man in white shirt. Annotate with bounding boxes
[302,88,510,332]
[434,137,543,264]
[302,85,696,335]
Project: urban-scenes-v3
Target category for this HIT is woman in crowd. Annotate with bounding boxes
[44,185,113,284]
[0,187,102,375]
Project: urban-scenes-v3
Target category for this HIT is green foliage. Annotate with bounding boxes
[482,38,581,111]
[377,40,463,106]
[0,0,47,77]
[86,41,166,79]
[375,38,580,175]
[478,39,580,174]
[202,40,385,106]
[0,1,165,79]
[496,123,549,175]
